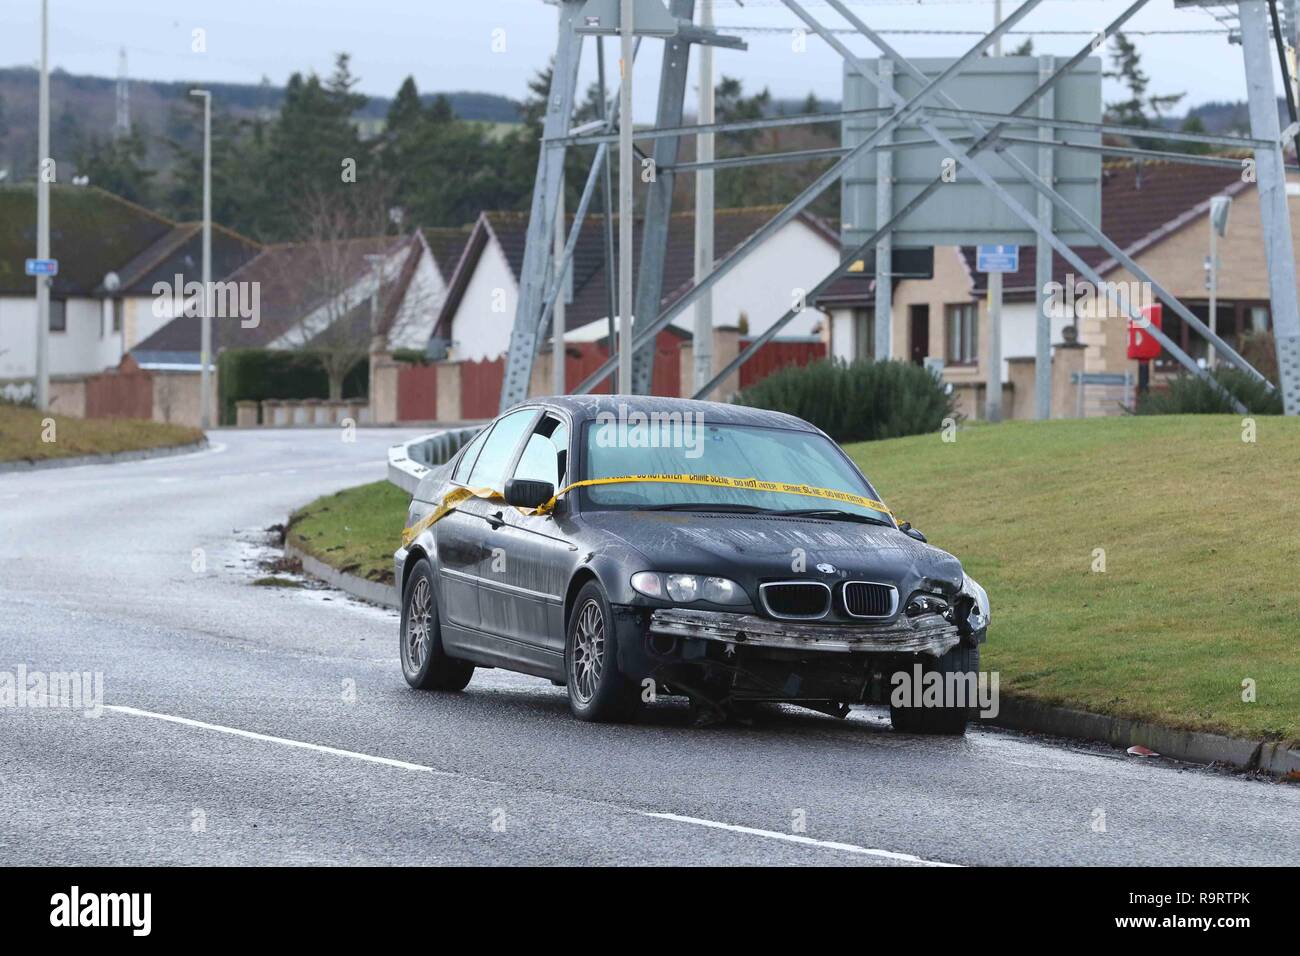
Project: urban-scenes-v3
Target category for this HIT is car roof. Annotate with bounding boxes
[512,394,819,433]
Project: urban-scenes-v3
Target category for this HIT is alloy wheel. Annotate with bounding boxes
[405,576,432,672]
[570,598,606,704]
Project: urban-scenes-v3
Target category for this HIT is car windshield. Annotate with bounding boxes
[580,419,891,522]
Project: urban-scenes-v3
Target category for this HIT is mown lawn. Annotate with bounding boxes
[0,404,203,463]
[286,479,410,585]
[846,415,1300,742]
[289,415,1299,741]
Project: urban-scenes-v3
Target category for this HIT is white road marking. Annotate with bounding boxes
[104,704,452,775]
[641,812,961,867]
[103,703,949,863]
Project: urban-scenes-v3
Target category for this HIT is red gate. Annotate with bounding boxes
[738,338,826,390]
[85,358,154,419]
[563,330,681,396]
[396,363,438,422]
[460,357,505,420]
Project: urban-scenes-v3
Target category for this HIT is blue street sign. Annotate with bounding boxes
[25,258,58,277]
[976,245,1019,273]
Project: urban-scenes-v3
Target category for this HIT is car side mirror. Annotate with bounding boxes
[899,521,927,543]
[504,478,554,510]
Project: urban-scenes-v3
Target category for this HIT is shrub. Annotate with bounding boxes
[733,358,957,442]
[1136,365,1283,415]
[391,348,431,365]
[217,349,368,425]
[1238,330,1279,385]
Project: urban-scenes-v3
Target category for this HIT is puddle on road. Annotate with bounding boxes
[232,527,398,628]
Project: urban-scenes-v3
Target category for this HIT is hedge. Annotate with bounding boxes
[217,349,368,425]
[733,358,957,442]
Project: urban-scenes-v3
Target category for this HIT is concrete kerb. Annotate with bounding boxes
[991,697,1299,778]
[284,542,399,609]
[0,438,209,474]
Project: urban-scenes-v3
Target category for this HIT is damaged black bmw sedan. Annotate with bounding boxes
[395,396,989,734]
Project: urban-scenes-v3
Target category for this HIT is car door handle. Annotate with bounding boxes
[487,511,504,530]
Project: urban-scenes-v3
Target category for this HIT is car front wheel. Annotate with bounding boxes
[400,557,474,691]
[889,644,979,735]
[565,580,639,722]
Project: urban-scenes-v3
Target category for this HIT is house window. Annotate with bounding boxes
[851,307,876,361]
[945,302,978,365]
[113,298,124,334]
[1155,301,1271,370]
[49,299,67,333]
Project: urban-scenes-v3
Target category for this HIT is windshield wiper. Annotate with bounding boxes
[640,503,771,513]
[774,508,894,527]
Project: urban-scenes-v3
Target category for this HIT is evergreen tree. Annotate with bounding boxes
[261,53,369,239]
[75,127,155,204]
[162,98,269,234]
[387,76,424,134]
[1104,33,1184,149]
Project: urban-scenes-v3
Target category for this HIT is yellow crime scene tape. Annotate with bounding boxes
[402,474,893,546]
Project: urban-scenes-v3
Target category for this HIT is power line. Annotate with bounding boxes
[719,24,1230,34]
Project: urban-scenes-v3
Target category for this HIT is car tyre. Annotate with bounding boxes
[565,580,639,722]
[889,644,979,736]
[400,557,474,691]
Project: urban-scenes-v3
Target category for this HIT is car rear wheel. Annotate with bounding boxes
[889,644,980,736]
[401,557,474,691]
[565,580,639,722]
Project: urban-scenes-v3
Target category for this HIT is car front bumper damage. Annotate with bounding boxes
[647,607,962,658]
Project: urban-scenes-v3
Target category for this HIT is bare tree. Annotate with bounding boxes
[269,183,430,400]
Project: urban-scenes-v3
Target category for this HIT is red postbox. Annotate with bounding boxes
[1128,303,1163,360]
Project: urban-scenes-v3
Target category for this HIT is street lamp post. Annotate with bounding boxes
[35,0,50,411]
[618,0,635,394]
[190,90,212,429]
[1207,195,1232,369]
[694,0,715,393]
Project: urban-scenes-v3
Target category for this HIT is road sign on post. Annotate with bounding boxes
[976,244,1019,273]
[25,258,58,277]
[977,245,1016,422]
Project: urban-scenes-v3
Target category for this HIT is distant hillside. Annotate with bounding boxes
[0,65,522,180]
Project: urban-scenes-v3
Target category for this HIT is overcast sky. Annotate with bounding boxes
[0,0,1269,117]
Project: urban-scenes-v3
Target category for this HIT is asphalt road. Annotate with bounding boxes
[1,427,1297,866]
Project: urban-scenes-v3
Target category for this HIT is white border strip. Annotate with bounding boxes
[640,812,961,866]
[106,703,960,865]
[104,704,450,775]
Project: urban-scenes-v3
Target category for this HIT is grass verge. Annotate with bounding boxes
[847,415,1299,742]
[286,480,409,585]
[0,405,203,464]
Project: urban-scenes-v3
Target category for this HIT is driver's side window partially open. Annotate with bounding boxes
[512,416,568,490]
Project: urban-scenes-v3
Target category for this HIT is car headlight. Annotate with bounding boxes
[960,572,990,630]
[631,572,747,605]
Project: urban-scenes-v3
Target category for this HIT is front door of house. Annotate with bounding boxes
[910,305,930,365]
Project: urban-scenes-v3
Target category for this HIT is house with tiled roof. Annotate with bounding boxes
[0,184,260,399]
[433,206,841,364]
[816,161,1300,418]
[134,227,472,368]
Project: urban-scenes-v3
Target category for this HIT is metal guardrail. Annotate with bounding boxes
[386,427,484,495]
